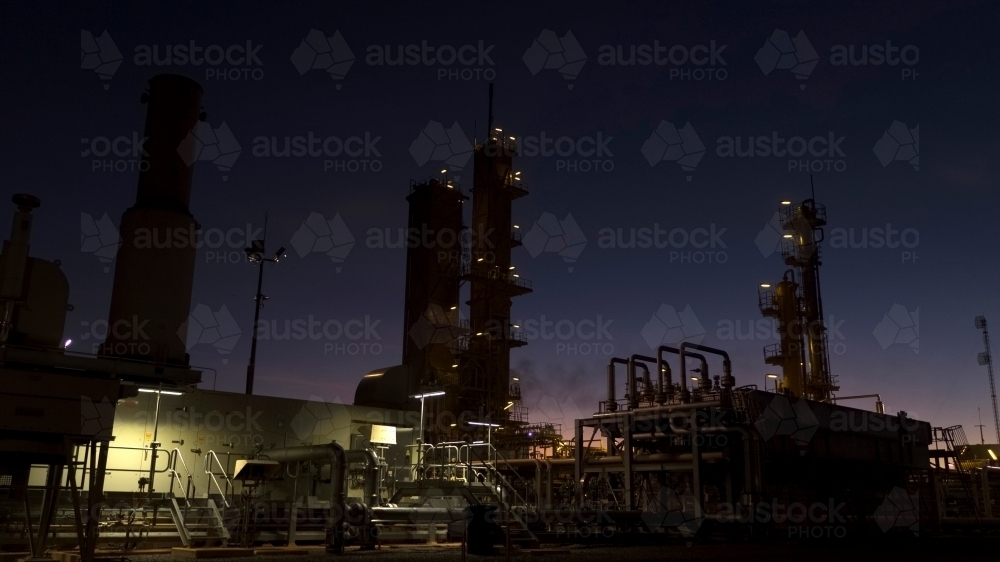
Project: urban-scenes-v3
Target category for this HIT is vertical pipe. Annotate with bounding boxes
[606,357,627,411]
[288,461,299,546]
[627,358,639,410]
[656,346,678,401]
[622,424,633,510]
[147,387,162,497]
[418,396,426,473]
[628,355,656,409]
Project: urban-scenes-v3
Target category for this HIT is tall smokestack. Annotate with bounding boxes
[104,75,202,365]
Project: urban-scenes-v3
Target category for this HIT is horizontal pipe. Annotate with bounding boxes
[591,400,721,418]
[584,462,694,472]
[586,452,725,464]
[371,507,468,523]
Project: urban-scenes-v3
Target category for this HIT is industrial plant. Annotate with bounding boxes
[1,74,998,562]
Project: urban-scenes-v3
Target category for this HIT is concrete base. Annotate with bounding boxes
[171,548,255,559]
[253,548,313,556]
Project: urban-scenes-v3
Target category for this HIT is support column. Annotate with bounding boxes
[33,463,64,559]
[574,420,584,507]
[622,424,633,511]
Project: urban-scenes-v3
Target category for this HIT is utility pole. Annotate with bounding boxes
[244,214,285,395]
[975,316,1000,444]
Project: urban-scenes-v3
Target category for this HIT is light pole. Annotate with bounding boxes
[244,216,285,395]
[410,391,445,472]
[469,421,500,463]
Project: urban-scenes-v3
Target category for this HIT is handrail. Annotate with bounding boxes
[461,443,532,509]
[167,448,195,500]
[204,450,235,508]
[486,446,535,508]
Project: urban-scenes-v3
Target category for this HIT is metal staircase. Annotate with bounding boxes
[934,426,982,520]
[163,448,237,546]
[166,497,231,546]
[462,444,539,549]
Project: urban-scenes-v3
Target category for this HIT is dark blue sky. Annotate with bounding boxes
[2,1,998,438]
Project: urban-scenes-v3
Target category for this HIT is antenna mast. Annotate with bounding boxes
[487,83,494,138]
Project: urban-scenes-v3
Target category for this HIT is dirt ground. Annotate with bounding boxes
[121,539,1000,562]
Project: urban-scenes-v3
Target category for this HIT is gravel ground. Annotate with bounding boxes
[120,539,1000,562]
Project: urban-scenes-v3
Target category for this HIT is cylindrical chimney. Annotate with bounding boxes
[104,75,203,365]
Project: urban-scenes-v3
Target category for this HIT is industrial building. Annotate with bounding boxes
[1,75,998,562]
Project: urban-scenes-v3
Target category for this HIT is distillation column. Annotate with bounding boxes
[461,86,531,423]
[779,199,837,401]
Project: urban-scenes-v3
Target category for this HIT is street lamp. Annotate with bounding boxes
[244,214,285,395]
[410,391,445,470]
[766,373,779,392]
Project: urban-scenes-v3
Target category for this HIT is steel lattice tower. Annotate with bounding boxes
[976,316,1000,444]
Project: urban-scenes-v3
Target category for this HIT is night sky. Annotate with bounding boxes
[3,1,999,439]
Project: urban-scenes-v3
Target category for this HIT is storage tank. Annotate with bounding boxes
[0,194,70,349]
